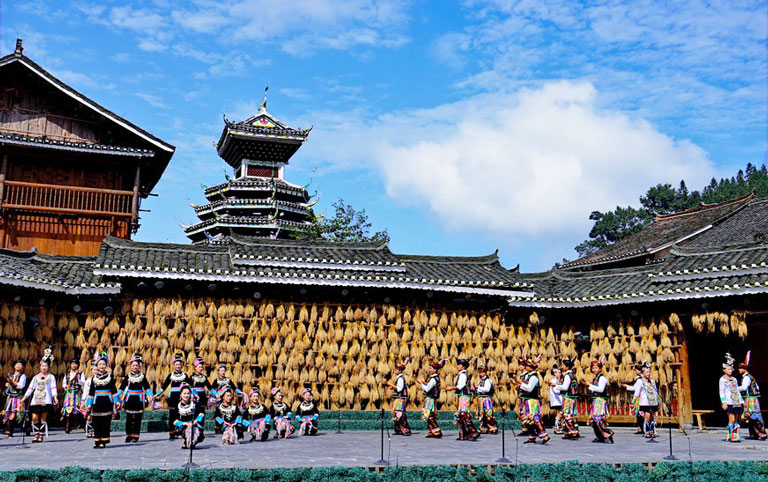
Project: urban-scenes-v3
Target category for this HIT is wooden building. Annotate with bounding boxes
[0,40,175,256]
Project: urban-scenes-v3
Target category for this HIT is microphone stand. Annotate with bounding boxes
[374,408,388,465]
[495,406,511,463]
[182,425,199,469]
[16,402,30,449]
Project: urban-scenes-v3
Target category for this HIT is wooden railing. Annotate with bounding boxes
[1,180,134,217]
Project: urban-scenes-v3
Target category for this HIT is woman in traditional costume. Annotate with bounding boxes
[22,347,57,443]
[582,356,614,444]
[386,357,411,435]
[549,366,564,434]
[444,358,480,441]
[295,387,319,436]
[61,358,85,433]
[474,363,498,434]
[2,359,27,437]
[215,387,242,445]
[242,389,271,441]
[633,361,659,439]
[721,352,746,443]
[85,351,118,448]
[189,357,213,411]
[81,362,97,438]
[514,351,549,444]
[555,358,580,439]
[738,351,767,440]
[118,354,153,443]
[175,384,204,449]
[270,387,294,438]
[158,353,190,439]
[211,363,242,433]
[417,359,444,439]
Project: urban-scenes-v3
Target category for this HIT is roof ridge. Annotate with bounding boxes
[397,252,500,264]
[229,234,390,250]
[669,242,768,257]
[654,192,755,221]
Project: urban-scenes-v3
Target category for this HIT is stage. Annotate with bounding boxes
[0,428,766,470]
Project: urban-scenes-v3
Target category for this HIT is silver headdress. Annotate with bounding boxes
[722,352,735,369]
[41,345,54,365]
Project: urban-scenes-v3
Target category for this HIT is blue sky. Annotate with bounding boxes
[3,0,766,271]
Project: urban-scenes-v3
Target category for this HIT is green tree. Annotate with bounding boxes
[298,198,389,243]
[574,206,652,257]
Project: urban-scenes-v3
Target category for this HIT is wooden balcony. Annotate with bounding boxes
[0,180,135,217]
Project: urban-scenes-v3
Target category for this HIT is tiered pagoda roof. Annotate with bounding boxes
[185,102,315,242]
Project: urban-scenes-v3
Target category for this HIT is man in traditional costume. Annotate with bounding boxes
[623,364,644,435]
[583,356,614,444]
[417,359,444,438]
[556,358,580,439]
[738,351,766,440]
[475,363,498,434]
[514,351,549,444]
[2,359,26,437]
[158,353,190,439]
[720,352,744,443]
[118,354,153,443]
[633,361,660,439]
[61,358,85,433]
[549,367,563,434]
[444,358,480,440]
[386,358,411,435]
[23,347,58,443]
[85,351,118,448]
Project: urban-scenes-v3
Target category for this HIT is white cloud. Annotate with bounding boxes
[305,81,715,237]
[135,92,168,109]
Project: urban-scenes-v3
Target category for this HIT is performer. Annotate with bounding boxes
[513,352,549,444]
[81,362,97,438]
[2,359,27,437]
[215,387,241,445]
[720,352,744,443]
[175,384,204,449]
[60,358,85,433]
[118,354,153,443]
[242,389,271,441]
[549,366,563,434]
[295,387,319,436]
[474,363,498,434]
[85,351,118,448]
[444,358,480,441]
[386,358,411,435]
[633,361,659,439]
[417,359,444,439]
[556,358,580,439]
[211,363,243,433]
[739,351,767,440]
[270,387,294,438]
[158,353,190,439]
[22,347,57,443]
[582,356,614,444]
[622,364,644,434]
[189,357,213,411]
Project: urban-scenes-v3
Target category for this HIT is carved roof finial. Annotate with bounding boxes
[14,39,23,57]
[259,86,269,111]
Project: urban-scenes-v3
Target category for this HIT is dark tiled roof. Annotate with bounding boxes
[203,178,309,200]
[682,198,768,248]
[0,132,156,157]
[0,248,118,294]
[183,215,313,236]
[561,193,756,269]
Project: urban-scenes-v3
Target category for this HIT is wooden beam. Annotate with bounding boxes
[678,337,694,426]
[131,165,141,233]
[0,153,7,249]
[0,203,133,217]
[3,180,133,195]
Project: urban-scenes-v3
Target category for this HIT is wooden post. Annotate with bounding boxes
[131,165,141,235]
[0,153,8,249]
[678,338,694,427]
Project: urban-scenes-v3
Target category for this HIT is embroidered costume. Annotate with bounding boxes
[189,358,213,412]
[86,352,118,448]
[295,389,319,436]
[23,348,58,443]
[2,361,27,437]
[420,359,444,438]
[626,367,644,434]
[556,360,580,439]
[242,392,271,441]
[175,388,204,449]
[633,362,659,438]
[720,353,744,443]
[587,358,614,444]
[475,366,498,434]
[211,365,243,433]
[453,359,480,440]
[517,355,549,444]
[270,387,295,438]
[389,358,411,435]
[118,354,152,442]
[739,351,766,440]
[61,362,85,433]
[549,368,563,434]
[215,396,242,445]
[158,355,190,438]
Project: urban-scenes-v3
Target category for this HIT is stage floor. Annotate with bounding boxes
[0,428,766,470]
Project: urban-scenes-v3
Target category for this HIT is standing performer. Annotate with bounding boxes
[720,352,744,443]
[215,387,241,445]
[386,358,411,436]
[549,366,564,434]
[158,353,190,439]
[556,359,580,439]
[211,363,243,433]
[623,364,644,435]
[270,387,294,438]
[2,359,27,437]
[22,347,57,443]
[175,384,204,449]
[61,359,85,433]
[118,354,153,443]
[85,351,118,448]
[513,352,550,444]
[417,359,444,439]
[295,388,320,436]
[444,358,480,441]
[739,351,767,440]
[475,363,498,434]
[242,389,271,441]
[582,356,614,444]
[81,362,97,438]
[633,361,659,439]
[189,357,213,411]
